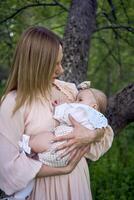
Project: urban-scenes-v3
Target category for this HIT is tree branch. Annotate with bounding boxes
[40,10,65,22]
[120,0,130,23]
[107,0,117,21]
[0,1,68,24]
[51,24,65,30]
[53,0,69,11]
[95,24,134,32]
[91,43,115,75]
[92,36,122,66]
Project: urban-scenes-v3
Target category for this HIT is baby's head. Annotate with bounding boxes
[76,88,107,113]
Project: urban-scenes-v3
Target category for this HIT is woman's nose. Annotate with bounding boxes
[56,64,64,75]
[60,65,64,75]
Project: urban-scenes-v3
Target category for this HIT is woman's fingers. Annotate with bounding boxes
[60,145,77,158]
[52,133,75,143]
[55,139,75,152]
[68,149,78,162]
[68,148,82,164]
[68,115,80,127]
[79,145,89,158]
[68,145,89,168]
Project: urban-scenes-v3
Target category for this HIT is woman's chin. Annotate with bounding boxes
[52,77,57,83]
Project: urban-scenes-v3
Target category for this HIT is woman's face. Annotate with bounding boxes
[52,45,64,81]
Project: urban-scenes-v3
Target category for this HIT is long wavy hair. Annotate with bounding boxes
[1,26,62,113]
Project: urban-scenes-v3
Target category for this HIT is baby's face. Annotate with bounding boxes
[76,89,97,108]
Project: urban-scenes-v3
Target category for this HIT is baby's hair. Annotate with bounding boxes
[89,88,107,113]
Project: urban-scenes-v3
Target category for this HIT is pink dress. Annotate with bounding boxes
[0,80,114,200]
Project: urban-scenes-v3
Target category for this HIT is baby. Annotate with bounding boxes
[38,82,108,166]
[15,82,111,200]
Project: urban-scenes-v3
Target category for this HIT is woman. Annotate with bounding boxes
[0,27,114,200]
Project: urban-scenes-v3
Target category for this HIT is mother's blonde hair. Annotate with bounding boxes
[2,26,62,113]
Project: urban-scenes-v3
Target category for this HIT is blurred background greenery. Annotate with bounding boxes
[0,0,133,199]
[90,124,134,200]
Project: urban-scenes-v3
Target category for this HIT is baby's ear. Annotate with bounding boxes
[92,104,99,111]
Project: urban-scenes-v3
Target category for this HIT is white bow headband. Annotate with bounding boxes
[77,81,91,90]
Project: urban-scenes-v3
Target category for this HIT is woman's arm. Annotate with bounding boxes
[0,133,42,195]
[36,145,89,177]
[52,116,113,157]
[84,125,114,161]
[28,116,102,155]
[0,94,42,195]
[0,133,88,195]
[29,131,89,177]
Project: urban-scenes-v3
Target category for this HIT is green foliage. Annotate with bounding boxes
[0,84,4,95]
[90,124,134,200]
[88,0,134,96]
[0,0,70,70]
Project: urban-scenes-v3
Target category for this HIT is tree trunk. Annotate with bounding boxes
[61,0,97,84]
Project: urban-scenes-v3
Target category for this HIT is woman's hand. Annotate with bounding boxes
[37,145,89,177]
[52,115,105,156]
[65,145,89,173]
[29,132,54,153]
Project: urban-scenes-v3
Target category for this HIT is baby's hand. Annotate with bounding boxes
[29,132,54,153]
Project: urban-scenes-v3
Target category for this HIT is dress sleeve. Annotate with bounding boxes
[64,82,78,99]
[56,80,78,100]
[0,93,42,195]
[85,126,114,161]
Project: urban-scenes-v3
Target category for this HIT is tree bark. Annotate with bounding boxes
[106,83,134,134]
[61,0,97,84]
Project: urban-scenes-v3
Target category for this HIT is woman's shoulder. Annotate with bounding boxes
[0,91,18,118]
[55,79,78,93]
[1,91,17,109]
